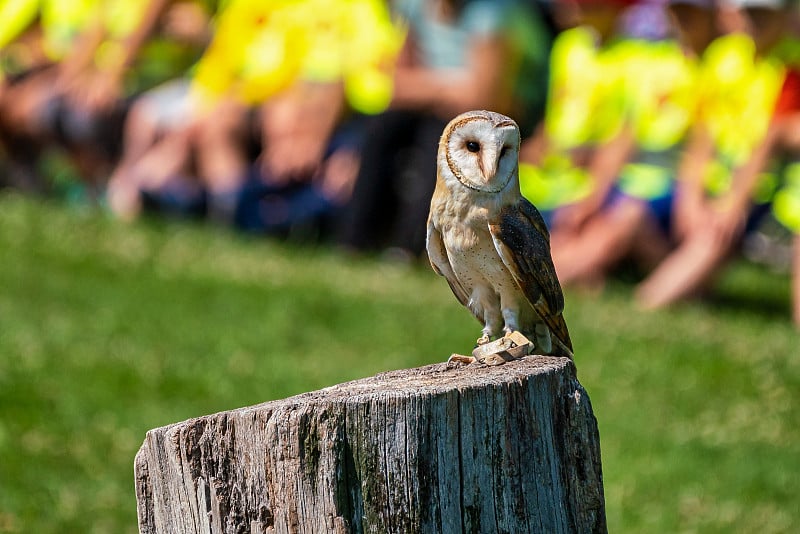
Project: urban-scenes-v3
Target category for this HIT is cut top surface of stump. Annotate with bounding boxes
[142,355,575,439]
[227,355,573,417]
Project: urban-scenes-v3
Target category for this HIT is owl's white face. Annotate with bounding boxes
[440,111,520,194]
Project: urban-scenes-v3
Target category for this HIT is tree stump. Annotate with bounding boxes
[134,356,606,533]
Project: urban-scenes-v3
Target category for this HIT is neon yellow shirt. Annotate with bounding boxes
[0,0,39,50]
[770,40,800,232]
[625,39,699,152]
[772,162,800,233]
[0,0,100,62]
[41,0,99,60]
[696,34,785,201]
[701,34,784,164]
[191,0,403,111]
[521,27,633,210]
[544,26,629,150]
[0,0,153,78]
[615,39,700,200]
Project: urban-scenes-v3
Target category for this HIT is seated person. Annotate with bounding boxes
[0,0,172,191]
[635,0,797,314]
[543,0,717,289]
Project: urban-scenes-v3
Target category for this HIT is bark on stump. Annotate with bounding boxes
[134,356,606,533]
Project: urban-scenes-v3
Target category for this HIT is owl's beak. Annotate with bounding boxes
[481,128,515,181]
[480,145,501,181]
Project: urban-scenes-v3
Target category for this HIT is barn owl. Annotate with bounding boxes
[427,110,573,358]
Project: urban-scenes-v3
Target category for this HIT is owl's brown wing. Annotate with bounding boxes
[426,220,480,323]
[489,198,573,352]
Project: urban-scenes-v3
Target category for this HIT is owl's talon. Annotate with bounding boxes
[476,334,491,345]
[448,353,476,364]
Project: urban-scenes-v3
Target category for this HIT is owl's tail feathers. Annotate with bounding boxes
[542,314,573,359]
[549,335,574,360]
[528,320,573,359]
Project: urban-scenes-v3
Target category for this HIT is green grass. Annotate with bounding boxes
[0,191,798,533]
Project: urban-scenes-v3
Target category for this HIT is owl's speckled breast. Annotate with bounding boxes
[442,221,517,296]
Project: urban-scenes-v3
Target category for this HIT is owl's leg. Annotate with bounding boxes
[501,307,520,337]
[478,311,502,345]
[498,288,521,337]
[535,323,553,354]
[471,286,501,345]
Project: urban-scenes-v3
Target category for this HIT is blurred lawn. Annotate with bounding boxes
[0,191,798,533]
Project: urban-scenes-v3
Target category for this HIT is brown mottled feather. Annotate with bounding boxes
[489,198,573,353]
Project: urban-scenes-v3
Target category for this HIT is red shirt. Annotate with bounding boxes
[773,68,800,118]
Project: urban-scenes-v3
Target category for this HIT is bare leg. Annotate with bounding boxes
[115,99,163,170]
[108,129,192,220]
[635,229,729,309]
[553,199,651,286]
[193,99,248,189]
[630,215,673,272]
[0,70,59,192]
[317,148,360,205]
[193,98,250,222]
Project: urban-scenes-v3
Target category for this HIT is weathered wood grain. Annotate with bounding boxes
[135,356,605,533]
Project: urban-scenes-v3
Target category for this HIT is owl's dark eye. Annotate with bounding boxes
[466,141,480,153]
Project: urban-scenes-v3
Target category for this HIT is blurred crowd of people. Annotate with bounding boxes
[1,0,800,326]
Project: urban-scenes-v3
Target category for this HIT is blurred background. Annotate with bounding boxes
[0,0,799,532]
